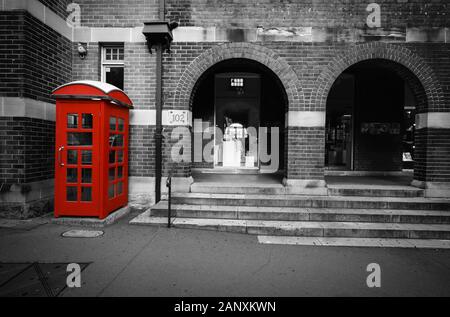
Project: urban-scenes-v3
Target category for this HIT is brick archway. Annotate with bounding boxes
[315,42,445,186]
[171,42,301,178]
[312,42,444,113]
[171,42,304,111]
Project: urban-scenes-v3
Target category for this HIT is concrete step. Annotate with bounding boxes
[169,193,450,211]
[191,182,424,197]
[327,185,424,197]
[151,202,450,224]
[130,212,450,240]
[190,182,286,195]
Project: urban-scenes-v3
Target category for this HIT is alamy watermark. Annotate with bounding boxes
[170,122,280,173]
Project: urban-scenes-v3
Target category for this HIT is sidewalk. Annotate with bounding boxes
[0,213,450,297]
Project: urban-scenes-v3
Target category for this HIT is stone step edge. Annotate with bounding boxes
[130,214,450,234]
[257,236,450,249]
[191,183,423,191]
[168,193,450,203]
[152,202,450,217]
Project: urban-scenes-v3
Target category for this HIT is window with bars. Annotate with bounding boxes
[101,45,125,90]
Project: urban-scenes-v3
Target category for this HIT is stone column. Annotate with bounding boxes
[283,111,327,195]
[412,112,450,198]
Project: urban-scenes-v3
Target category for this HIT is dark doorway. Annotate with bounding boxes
[191,58,287,173]
[325,59,417,172]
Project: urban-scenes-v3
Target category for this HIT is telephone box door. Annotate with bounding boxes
[55,102,100,216]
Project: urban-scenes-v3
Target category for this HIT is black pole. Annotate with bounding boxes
[167,176,171,228]
[155,0,165,204]
[155,42,162,204]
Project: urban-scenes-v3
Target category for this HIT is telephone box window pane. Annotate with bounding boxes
[66,168,77,183]
[109,167,115,181]
[117,166,123,179]
[118,118,124,131]
[81,150,92,165]
[82,168,92,184]
[109,150,116,163]
[108,184,115,199]
[117,182,123,195]
[82,114,93,129]
[105,67,124,91]
[110,134,123,147]
[81,187,92,202]
[67,114,78,128]
[110,117,116,131]
[66,187,77,201]
[67,150,78,165]
[117,151,123,163]
[67,132,92,146]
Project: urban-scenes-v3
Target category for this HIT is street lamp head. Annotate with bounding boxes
[142,21,178,54]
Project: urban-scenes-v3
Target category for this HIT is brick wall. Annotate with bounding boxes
[125,43,156,110]
[0,11,72,101]
[0,9,71,217]
[24,12,72,103]
[0,11,70,186]
[415,128,450,183]
[129,125,155,177]
[72,42,100,81]
[0,117,26,184]
[166,0,450,28]
[287,127,325,180]
[0,11,25,98]
[76,0,159,27]
[0,117,54,185]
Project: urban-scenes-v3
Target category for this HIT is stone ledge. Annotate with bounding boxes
[411,180,450,198]
[282,178,328,195]
[51,205,130,228]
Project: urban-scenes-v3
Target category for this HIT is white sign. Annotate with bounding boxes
[164,110,191,126]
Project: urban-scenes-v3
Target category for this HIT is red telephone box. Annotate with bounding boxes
[52,80,133,219]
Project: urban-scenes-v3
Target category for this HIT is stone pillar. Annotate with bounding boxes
[412,112,450,198]
[283,111,327,195]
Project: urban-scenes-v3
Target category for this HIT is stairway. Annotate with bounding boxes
[130,182,450,244]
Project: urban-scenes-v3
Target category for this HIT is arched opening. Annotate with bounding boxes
[325,59,423,184]
[190,58,287,180]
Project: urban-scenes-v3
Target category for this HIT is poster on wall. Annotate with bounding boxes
[361,122,400,135]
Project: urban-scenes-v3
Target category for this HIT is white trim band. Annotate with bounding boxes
[130,109,192,126]
[0,99,193,126]
[286,111,325,127]
[415,112,450,130]
[0,97,55,121]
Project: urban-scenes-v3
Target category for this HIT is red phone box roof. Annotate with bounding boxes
[52,80,133,109]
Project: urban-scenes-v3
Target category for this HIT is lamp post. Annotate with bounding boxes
[142,21,178,204]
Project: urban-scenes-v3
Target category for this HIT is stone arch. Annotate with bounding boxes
[171,42,304,111]
[311,42,444,113]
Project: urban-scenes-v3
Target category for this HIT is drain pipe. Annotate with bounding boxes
[155,0,164,204]
[142,1,177,204]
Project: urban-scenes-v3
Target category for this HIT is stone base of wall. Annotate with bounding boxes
[411,180,450,198]
[0,198,53,219]
[0,179,54,219]
[128,176,194,212]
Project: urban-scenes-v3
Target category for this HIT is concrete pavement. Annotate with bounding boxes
[0,213,450,297]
